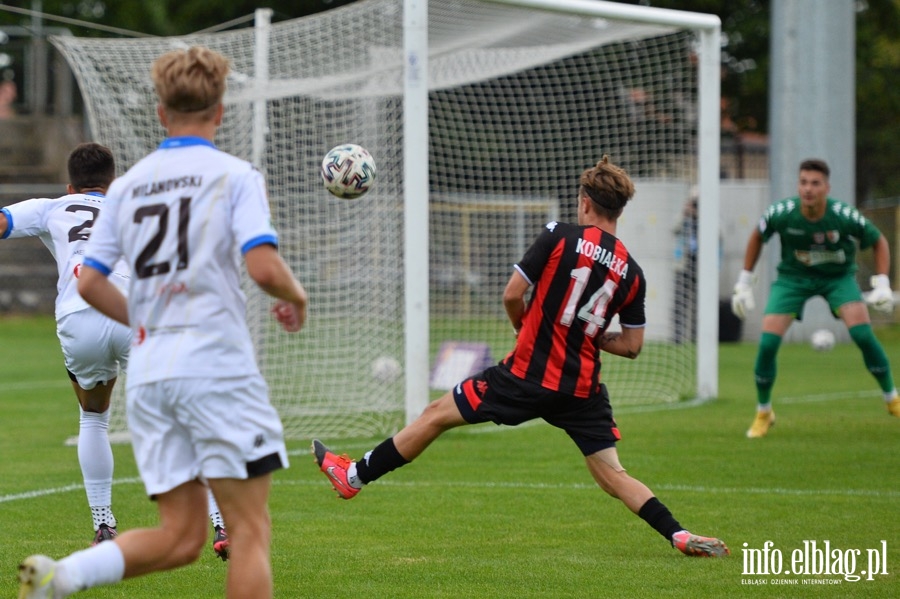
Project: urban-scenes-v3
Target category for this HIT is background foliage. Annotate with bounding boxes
[624,0,900,202]
[2,0,900,199]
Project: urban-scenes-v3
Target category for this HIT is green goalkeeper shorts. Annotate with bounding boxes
[764,272,863,319]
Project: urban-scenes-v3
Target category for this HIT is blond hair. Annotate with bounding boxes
[151,46,230,117]
[579,155,635,219]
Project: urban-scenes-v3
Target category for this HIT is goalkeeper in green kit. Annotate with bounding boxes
[731,159,899,438]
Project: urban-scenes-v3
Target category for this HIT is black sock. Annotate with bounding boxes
[638,497,683,542]
[355,437,409,484]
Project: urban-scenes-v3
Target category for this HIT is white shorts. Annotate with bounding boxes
[127,375,289,497]
[57,309,131,390]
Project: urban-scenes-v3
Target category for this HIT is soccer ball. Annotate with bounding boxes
[320,143,377,199]
[810,328,836,352]
[371,356,402,383]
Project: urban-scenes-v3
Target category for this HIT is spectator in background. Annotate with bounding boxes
[0,79,17,119]
[672,188,698,344]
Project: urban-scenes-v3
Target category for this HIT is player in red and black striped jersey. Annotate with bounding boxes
[312,156,729,557]
[504,219,645,398]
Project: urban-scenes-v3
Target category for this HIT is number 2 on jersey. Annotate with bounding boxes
[559,266,616,337]
[65,205,100,242]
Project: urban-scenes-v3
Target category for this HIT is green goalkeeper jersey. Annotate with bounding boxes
[758,197,881,278]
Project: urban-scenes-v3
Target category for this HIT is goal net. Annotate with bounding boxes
[51,0,718,441]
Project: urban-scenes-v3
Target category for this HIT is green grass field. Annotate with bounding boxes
[0,314,897,597]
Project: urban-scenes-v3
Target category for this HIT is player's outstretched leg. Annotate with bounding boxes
[207,492,229,561]
[672,531,730,557]
[18,555,65,599]
[746,409,775,438]
[311,439,360,499]
[212,526,230,561]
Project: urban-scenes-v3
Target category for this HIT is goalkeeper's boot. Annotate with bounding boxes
[18,555,65,599]
[672,531,730,557]
[311,439,360,499]
[888,396,900,417]
[213,526,230,561]
[746,410,775,438]
[91,523,117,546]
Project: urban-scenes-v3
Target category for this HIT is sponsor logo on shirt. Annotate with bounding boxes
[794,249,846,266]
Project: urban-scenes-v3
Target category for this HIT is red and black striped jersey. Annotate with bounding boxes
[501,220,646,398]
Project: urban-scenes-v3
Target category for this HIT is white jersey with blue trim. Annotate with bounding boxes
[1,192,130,320]
[83,136,278,386]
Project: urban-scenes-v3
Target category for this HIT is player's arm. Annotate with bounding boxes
[0,209,8,237]
[244,244,308,333]
[77,264,129,326]
[731,228,764,319]
[503,269,530,335]
[864,234,894,312]
[741,227,764,272]
[871,233,890,277]
[598,326,643,359]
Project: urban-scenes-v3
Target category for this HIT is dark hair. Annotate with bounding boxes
[799,158,829,178]
[68,142,115,191]
[579,155,635,220]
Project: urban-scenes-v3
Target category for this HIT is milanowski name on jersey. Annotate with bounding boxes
[131,176,203,198]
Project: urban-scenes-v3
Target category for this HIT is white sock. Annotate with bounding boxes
[207,490,225,529]
[347,463,363,489]
[78,408,116,529]
[671,530,689,545]
[884,389,898,402]
[57,539,125,593]
[757,405,772,413]
[90,506,116,531]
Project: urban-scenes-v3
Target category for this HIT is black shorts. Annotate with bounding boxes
[453,366,621,456]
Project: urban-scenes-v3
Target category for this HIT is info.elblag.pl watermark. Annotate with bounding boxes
[741,540,889,585]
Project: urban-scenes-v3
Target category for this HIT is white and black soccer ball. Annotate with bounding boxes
[320,143,377,199]
[371,356,402,383]
[810,328,836,352]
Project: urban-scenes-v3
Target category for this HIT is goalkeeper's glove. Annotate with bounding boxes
[731,269,755,320]
[865,274,894,313]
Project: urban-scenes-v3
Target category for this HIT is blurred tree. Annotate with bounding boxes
[4,0,900,197]
[619,0,900,200]
[0,1,360,36]
[855,0,900,202]
[615,1,769,132]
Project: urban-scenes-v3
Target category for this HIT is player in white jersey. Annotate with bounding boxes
[2,143,233,558]
[17,47,307,599]
[1,143,130,546]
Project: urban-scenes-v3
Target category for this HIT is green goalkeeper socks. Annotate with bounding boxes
[848,323,896,393]
[753,332,781,407]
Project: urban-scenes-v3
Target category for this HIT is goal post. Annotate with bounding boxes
[51,0,721,441]
[402,0,721,421]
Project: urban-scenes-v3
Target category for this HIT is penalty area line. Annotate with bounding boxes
[6,474,897,506]
[276,478,900,499]
[0,477,142,504]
